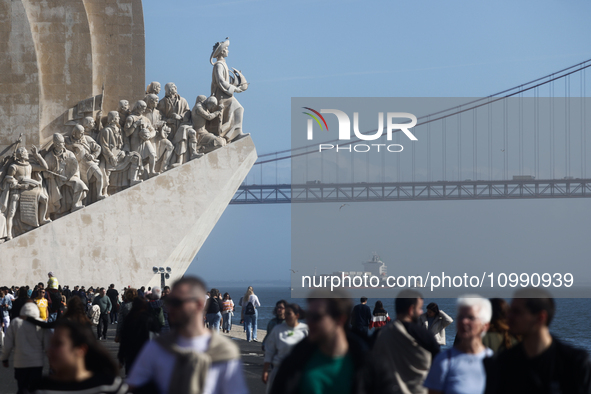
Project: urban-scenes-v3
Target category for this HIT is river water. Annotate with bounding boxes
[222,286,591,352]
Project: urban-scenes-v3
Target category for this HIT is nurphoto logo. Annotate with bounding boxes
[302,107,418,153]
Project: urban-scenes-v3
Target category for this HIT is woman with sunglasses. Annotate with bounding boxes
[221,293,234,333]
[262,303,308,393]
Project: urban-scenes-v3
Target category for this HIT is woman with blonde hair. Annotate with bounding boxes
[239,286,252,332]
[239,286,260,342]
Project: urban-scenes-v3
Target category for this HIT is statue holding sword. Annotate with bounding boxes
[0,144,52,241]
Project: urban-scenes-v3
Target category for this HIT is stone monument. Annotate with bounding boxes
[0,2,256,287]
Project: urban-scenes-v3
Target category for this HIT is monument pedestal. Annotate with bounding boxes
[0,136,257,287]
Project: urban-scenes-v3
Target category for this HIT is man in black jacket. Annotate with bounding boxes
[350,296,372,341]
[270,289,393,394]
[485,288,591,394]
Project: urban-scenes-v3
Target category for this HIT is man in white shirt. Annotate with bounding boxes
[126,276,248,394]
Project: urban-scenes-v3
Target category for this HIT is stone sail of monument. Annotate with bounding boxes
[0,0,256,286]
[0,136,257,287]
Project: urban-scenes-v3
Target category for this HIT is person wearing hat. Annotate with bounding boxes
[1,302,51,393]
[46,272,61,323]
[47,272,58,291]
[210,37,249,143]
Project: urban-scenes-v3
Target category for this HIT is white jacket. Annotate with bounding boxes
[419,310,453,345]
[1,303,50,368]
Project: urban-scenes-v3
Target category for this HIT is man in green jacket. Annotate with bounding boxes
[92,287,112,340]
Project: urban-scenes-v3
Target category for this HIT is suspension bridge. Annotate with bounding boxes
[231,59,591,204]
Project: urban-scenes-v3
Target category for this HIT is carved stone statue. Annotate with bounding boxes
[117,100,131,143]
[157,83,192,165]
[192,96,226,154]
[43,133,88,217]
[144,94,173,172]
[146,81,161,96]
[210,38,249,142]
[97,111,142,194]
[66,124,107,202]
[125,100,158,178]
[82,115,102,142]
[0,33,255,243]
[0,146,51,240]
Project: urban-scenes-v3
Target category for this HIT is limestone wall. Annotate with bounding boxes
[0,0,145,155]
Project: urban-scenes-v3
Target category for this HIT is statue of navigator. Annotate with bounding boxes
[210,37,249,142]
[0,146,51,241]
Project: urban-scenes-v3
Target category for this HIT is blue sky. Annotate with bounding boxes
[143,0,591,285]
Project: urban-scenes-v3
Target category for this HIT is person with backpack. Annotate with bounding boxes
[92,288,112,340]
[205,288,224,332]
[241,286,261,342]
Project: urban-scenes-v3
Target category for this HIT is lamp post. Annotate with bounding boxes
[152,266,172,288]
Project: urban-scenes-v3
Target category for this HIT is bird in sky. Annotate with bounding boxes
[289,269,298,273]
[339,204,350,211]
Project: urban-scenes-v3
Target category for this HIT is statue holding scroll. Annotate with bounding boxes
[1,146,51,241]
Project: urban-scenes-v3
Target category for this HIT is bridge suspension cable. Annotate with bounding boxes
[254,58,591,165]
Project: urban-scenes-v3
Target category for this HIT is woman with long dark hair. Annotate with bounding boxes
[221,292,235,333]
[370,300,391,331]
[62,296,91,326]
[30,319,127,393]
[118,298,160,375]
[10,287,29,320]
[205,288,224,332]
[482,298,519,353]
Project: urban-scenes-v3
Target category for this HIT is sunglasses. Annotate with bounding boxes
[165,297,198,308]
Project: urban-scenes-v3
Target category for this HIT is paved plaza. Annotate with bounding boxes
[0,324,267,394]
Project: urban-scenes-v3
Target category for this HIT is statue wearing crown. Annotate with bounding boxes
[210,38,250,142]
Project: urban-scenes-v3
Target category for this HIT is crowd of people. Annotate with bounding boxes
[1,272,591,394]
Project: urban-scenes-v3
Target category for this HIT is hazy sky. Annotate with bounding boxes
[142,0,591,285]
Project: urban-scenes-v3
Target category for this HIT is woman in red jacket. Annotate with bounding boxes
[369,300,391,331]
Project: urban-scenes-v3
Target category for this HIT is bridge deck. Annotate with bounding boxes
[231,179,591,204]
